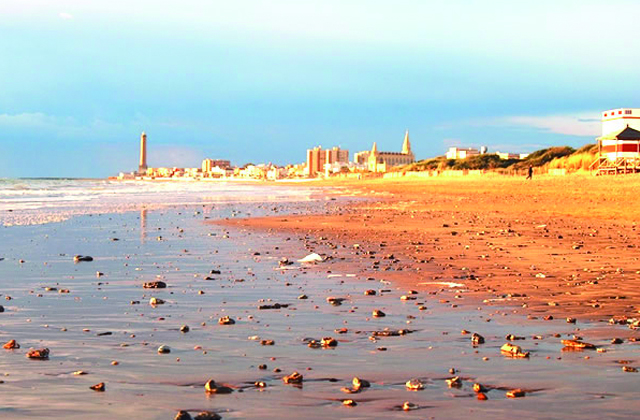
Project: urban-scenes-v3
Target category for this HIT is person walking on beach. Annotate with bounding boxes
[526,166,533,180]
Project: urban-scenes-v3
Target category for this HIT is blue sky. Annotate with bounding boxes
[1,0,639,177]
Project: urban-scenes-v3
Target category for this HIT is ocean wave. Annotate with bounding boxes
[0,178,322,226]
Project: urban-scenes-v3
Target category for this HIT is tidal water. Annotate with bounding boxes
[0,178,321,226]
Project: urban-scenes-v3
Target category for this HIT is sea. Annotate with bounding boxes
[0,178,322,226]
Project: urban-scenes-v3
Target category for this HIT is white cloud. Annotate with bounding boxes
[59,12,73,20]
[0,112,61,127]
[0,112,129,139]
[501,114,600,137]
[466,113,601,137]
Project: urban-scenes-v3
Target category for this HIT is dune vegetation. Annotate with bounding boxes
[400,144,598,173]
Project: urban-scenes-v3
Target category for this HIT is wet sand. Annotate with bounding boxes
[226,174,640,328]
[1,182,640,419]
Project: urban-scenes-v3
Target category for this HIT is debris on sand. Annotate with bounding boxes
[298,253,324,263]
[157,345,171,354]
[561,339,596,349]
[258,303,290,310]
[73,255,93,262]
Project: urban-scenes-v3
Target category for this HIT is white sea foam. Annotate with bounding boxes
[0,178,322,226]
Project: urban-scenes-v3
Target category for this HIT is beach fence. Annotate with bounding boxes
[382,169,488,179]
[380,168,573,179]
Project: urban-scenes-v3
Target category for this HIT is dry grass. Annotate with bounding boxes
[547,150,598,172]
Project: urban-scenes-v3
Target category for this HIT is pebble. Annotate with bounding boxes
[218,316,235,325]
[471,332,485,345]
[321,337,338,347]
[500,343,529,358]
[506,388,526,398]
[446,376,462,388]
[143,281,167,289]
[89,382,105,391]
[205,379,233,394]
[175,411,193,420]
[157,345,171,354]
[193,412,221,420]
[26,348,49,359]
[473,383,487,393]
[283,371,303,384]
[402,401,416,411]
[3,340,19,349]
[372,309,386,318]
[405,379,424,390]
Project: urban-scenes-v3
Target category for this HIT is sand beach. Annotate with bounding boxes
[1,175,640,419]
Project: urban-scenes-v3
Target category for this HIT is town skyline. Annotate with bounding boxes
[2,1,640,178]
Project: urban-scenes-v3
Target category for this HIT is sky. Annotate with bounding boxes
[1,0,639,177]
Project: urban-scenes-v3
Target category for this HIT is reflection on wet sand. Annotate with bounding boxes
[0,202,639,419]
[140,208,147,243]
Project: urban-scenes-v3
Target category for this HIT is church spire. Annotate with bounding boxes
[371,141,378,155]
[402,130,411,154]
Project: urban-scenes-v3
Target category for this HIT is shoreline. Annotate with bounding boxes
[217,173,640,334]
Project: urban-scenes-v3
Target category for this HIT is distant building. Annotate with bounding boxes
[139,132,148,174]
[202,159,231,172]
[364,130,415,173]
[306,146,349,177]
[325,147,349,166]
[602,108,640,136]
[592,108,640,174]
[597,126,640,162]
[496,151,520,160]
[354,150,370,165]
[306,146,325,177]
[446,147,479,160]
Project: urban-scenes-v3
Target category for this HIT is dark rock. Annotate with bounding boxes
[143,281,167,289]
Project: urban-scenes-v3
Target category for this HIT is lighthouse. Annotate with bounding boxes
[139,131,147,174]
